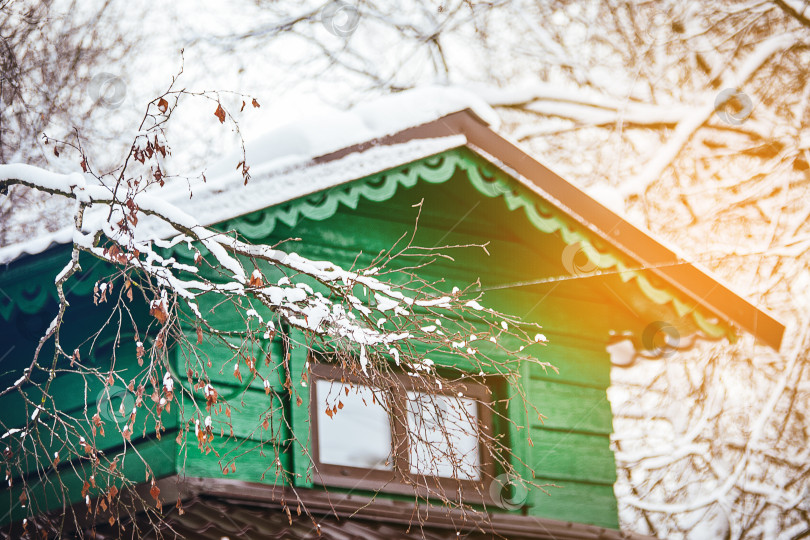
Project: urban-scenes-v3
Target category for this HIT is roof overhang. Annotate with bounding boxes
[0,107,784,351]
[311,109,785,352]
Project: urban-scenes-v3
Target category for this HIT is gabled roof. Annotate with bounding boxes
[0,88,784,350]
[303,109,785,352]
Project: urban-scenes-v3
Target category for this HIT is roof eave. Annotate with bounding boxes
[314,109,784,351]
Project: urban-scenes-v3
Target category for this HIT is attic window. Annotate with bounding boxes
[314,379,393,471]
[309,363,493,499]
[405,390,481,480]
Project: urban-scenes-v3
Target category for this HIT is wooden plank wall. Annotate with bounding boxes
[0,283,178,526]
[196,173,634,529]
[0,164,642,529]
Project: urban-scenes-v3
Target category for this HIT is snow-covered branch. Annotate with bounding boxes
[620,32,805,198]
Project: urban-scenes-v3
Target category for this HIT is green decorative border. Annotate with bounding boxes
[215,153,460,238]
[212,148,731,341]
[0,147,732,341]
[0,249,106,320]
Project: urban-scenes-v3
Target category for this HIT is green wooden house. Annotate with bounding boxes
[0,88,783,539]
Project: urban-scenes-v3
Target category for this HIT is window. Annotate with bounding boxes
[405,390,481,481]
[309,362,495,501]
[314,379,393,471]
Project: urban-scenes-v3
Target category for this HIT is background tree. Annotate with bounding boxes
[0,0,141,244]
[3,0,810,537]
[470,3,810,538]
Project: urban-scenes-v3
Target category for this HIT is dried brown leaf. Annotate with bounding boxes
[214,103,226,124]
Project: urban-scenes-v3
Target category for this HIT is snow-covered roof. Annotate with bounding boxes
[0,85,785,351]
[0,86,490,264]
[205,85,498,180]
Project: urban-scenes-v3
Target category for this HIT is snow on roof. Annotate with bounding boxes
[0,85,491,264]
[206,85,497,180]
[165,135,466,233]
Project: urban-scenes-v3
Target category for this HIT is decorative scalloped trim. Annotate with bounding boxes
[218,154,459,239]
[0,148,733,342]
[214,148,731,340]
[0,255,104,319]
[459,154,729,340]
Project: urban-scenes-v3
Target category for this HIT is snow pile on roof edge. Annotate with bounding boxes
[0,85,493,265]
[205,85,497,179]
[0,135,467,265]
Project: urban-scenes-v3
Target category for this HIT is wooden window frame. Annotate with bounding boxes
[308,361,497,504]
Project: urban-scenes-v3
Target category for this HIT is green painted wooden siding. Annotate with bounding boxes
[191,169,626,528]
[0,299,178,525]
[0,149,640,529]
